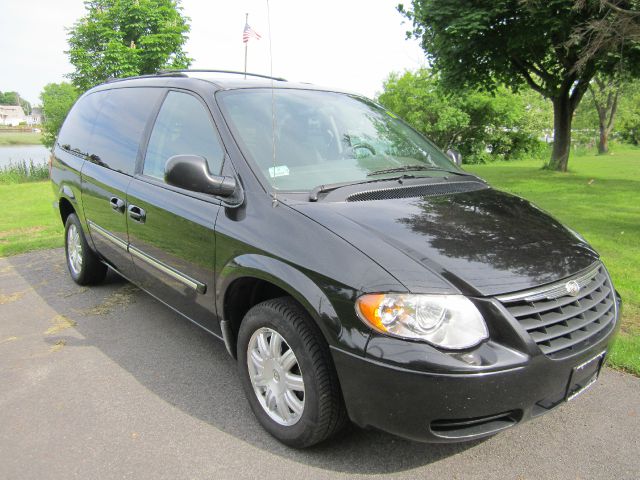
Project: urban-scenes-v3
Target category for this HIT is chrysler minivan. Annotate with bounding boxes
[51,70,620,447]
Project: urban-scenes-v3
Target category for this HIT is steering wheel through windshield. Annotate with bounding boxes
[351,142,376,157]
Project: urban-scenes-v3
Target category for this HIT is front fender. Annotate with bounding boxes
[217,254,342,344]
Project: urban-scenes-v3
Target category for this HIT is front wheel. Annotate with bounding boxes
[64,213,107,285]
[237,297,347,448]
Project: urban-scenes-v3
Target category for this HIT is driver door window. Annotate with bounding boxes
[143,91,224,180]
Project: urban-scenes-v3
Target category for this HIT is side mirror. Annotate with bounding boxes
[446,149,462,166]
[164,155,236,197]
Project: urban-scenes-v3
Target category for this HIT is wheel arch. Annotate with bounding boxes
[218,254,341,358]
[57,184,84,227]
[59,196,75,226]
[57,184,98,252]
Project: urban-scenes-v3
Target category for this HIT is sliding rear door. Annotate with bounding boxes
[81,87,163,278]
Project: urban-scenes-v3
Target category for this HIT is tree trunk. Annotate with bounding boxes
[590,77,619,156]
[549,95,573,172]
[598,122,609,154]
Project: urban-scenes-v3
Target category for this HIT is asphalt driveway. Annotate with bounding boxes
[1,249,638,479]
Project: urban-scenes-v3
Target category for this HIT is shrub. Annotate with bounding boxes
[0,160,49,184]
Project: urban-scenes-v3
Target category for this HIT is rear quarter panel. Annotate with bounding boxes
[50,145,88,232]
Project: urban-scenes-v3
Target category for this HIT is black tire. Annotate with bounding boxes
[237,297,347,448]
[64,213,107,285]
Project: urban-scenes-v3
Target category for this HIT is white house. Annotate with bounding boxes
[27,107,43,125]
[0,105,27,126]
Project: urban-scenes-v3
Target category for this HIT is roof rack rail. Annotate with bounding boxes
[153,71,188,78]
[157,69,287,82]
[105,72,186,84]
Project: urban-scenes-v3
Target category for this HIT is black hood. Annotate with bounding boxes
[293,187,599,296]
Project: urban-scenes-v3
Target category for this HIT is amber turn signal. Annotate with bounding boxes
[355,294,386,332]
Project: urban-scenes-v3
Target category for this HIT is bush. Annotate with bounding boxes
[0,160,49,184]
[619,111,640,146]
[617,81,640,146]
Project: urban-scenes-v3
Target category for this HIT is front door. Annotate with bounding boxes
[126,90,225,333]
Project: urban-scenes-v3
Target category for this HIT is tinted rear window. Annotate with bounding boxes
[89,88,163,175]
[57,93,104,156]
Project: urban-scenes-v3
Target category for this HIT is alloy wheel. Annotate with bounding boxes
[67,223,83,276]
[246,327,305,426]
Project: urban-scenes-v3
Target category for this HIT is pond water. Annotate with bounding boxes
[0,145,50,168]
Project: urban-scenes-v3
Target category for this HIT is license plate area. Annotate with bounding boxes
[566,351,606,401]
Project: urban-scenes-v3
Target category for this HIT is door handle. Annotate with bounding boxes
[109,196,125,213]
[128,204,146,223]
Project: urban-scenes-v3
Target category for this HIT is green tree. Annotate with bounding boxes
[398,0,640,171]
[588,73,623,153]
[378,69,551,163]
[570,0,640,72]
[40,83,80,148]
[66,0,191,91]
[0,91,32,115]
[378,70,469,150]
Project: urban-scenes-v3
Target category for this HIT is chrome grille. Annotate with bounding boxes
[497,263,617,359]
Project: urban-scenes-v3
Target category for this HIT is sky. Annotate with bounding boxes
[0,0,426,105]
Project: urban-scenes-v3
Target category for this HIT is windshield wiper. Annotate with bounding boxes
[366,165,470,177]
[309,166,475,202]
[308,175,415,202]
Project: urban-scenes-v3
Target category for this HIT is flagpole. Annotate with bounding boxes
[244,13,248,79]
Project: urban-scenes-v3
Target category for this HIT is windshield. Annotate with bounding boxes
[217,88,460,191]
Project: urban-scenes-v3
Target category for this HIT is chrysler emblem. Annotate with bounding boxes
[565,280,581,297]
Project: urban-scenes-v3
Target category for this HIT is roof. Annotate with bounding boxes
[197,77,342,93]
[184,73,291,89]
[0,105,26,116]
[95,70,356,96]
[182,71,355,94]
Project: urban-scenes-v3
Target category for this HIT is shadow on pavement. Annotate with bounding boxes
[9,249,484,475]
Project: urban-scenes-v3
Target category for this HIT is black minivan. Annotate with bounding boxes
[51,70,621,447]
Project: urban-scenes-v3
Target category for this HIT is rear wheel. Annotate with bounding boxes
[64,213,107,285]
[237,297,347,448]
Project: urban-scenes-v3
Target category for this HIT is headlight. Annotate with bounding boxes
[356,294,488,350]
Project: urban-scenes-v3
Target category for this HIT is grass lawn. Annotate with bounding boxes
[0,182,62,256]
[0,131,43,146]
[467,145,640,375]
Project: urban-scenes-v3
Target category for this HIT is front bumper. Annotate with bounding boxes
[331,295,621,443]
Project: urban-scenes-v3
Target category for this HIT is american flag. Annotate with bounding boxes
[243,23,262,43]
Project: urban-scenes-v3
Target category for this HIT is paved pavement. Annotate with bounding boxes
[1,249,638,480]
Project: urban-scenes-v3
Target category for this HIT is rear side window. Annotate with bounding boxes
[89,88,163,175]
[57,93,104,156]
[143,91,224,180]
